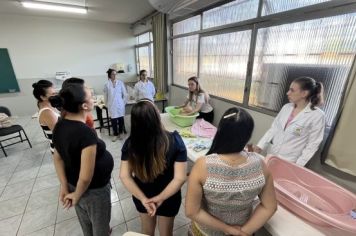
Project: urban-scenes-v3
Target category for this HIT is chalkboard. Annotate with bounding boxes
[0,48,20,93]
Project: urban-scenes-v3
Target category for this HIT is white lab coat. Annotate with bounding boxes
[134,80,156,101]
[257,103,325,166]
[103,80,127,119]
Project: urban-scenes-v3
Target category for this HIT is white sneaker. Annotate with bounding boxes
[112,136,118,142]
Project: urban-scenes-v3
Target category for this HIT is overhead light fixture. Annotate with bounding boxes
[21,1,88,14]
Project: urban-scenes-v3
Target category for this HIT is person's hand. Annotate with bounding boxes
[252,145,262,154]
[59,185,69,204]
[182,106,193,113]
[141,198,157,217]
[147,195,164,208]
[63,192,79,210]
[224,225,249,236]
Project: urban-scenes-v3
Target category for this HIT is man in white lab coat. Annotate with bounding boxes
[255,77,326,166]
[104,69,127,142]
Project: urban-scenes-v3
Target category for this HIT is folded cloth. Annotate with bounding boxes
[191,118,217,138]
[179,128,196,138]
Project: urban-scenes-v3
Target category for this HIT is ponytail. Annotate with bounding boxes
[310,82,324,110]
[293,77,324,110]
[49,84,86,113]
[49,95,63,109]
[107,69,116,78]
[32,80,53,102]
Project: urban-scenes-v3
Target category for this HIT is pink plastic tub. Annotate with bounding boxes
[266,156,356,234]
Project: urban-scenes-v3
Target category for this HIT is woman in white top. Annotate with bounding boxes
[104,69,127,142]
[177,76,214,123]
[32,80,60,153]
[134,70,156,101]
[254,77,326,166]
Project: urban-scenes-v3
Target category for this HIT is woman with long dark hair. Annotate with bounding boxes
[186,108,277,236]
[176,76,214,123]
[51,83,113,236]
[254,76,326,166]
[120,100,187,236]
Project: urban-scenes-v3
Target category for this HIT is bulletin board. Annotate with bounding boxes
[0,48,20,93]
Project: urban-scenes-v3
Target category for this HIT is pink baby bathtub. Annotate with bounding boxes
[266,156,356,234]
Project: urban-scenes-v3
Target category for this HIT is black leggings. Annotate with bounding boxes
[111,117,124,136]
[197,110,214,123]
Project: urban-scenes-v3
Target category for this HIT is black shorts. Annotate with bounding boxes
[132,191,182,217]
[197,110,214,123]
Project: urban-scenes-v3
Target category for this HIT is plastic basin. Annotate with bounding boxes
[165,106,199,127]
[266,156,356,234]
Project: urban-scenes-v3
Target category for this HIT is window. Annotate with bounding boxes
[199,30,252,102]
[262,0,331,16]
[173,15,201,36]
[173,35,199,86]
[135,32,154,77]
[202,0,259,29]
[171,0,356,127]
[249,14,356,126]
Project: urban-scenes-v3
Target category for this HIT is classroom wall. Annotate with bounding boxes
[0,13,137,116]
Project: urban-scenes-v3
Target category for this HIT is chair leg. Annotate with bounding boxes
[22,130,32,148]
[108,117,111,136]
[19,131,23,142]
[0,141,7,157]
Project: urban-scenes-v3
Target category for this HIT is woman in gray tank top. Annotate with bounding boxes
[185,107,277,236]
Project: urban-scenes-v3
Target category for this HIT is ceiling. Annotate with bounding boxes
[0,0,155,24]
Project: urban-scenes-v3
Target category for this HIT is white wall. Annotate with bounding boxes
[132,18,152,35]
[0,13,137,115]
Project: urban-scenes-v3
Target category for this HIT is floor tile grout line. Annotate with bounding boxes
[16,146,47,236]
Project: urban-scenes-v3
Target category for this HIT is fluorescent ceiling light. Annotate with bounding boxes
[21,1,87,14]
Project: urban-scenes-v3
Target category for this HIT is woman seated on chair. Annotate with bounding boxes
[32,80,60,154]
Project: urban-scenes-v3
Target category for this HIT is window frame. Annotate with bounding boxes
[169,0,356,117]
[135,31,154,78]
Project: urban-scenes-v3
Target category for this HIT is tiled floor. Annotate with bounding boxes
[0,116,190,236]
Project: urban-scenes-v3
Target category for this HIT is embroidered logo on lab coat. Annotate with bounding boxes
[293,127,303,136]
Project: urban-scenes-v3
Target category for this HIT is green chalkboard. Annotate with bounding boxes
[0,48,20,93]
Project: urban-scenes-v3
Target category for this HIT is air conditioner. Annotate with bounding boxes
[148,0,222,19]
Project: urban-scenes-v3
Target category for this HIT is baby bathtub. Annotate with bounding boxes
[266,156,356,234]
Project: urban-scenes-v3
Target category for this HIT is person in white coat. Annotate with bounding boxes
[104,69,127,142]
[254,77,326,166]
[134,70,156,101]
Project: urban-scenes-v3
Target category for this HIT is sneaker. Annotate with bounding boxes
[112,136,118,142]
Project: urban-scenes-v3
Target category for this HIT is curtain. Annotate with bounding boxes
[152,13,167,98]
[323,58,356,176]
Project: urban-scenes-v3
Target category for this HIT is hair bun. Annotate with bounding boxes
[32,82,37,88]
[49,95,63,108]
